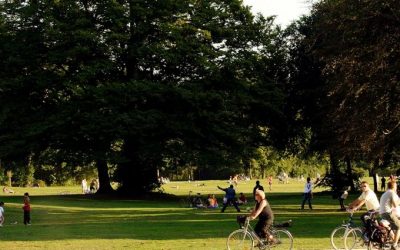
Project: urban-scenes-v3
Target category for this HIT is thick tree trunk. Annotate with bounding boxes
[96,159,114,194]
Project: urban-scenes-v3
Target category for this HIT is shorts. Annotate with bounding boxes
[381,212,400,230]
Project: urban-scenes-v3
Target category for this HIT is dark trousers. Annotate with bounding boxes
[24,211,31,225]
[221,198,240,212]
[339,198,346,210]
[301,192,312,209]
[255,219,273,239]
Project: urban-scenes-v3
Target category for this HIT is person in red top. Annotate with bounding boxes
[22,192,31,225]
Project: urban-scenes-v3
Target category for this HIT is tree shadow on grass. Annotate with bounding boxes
[0,192,355,242]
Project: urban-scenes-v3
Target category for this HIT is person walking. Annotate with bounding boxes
[381,176,386,191]
[268,176,273,191]
[301,177,313,210]
[217,185,240,213]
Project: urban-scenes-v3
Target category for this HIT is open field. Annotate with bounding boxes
[0,178,373,249]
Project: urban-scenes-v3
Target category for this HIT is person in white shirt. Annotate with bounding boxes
[379,181,400,250]
[301,177,313,210]
[0,201,4,227]
[349,181,380,211]
[349,181,380,228]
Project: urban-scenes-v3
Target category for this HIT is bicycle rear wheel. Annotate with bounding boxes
[344,227,367,250]
[367,229,385,250]
[331,226,351,250]
[227,229,254,250]
[270,229,293,249]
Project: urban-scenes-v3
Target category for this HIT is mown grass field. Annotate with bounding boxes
[0,179,373,249]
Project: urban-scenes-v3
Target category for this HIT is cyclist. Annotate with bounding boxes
[348,181,380,227]
[249,189,274,241]
[379,180,400,250]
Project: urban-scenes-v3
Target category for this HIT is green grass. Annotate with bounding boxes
[0,179,367,249]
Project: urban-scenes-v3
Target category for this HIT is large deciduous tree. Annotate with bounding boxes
[285,0,400,191]
[0,0,286,194]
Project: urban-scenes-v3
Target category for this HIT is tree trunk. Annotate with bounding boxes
[96,159,114,194]
[345,158,355,192]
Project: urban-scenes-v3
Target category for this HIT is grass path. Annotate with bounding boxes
[0,179,369,249]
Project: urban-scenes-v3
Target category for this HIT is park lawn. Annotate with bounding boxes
[0,179,368,250]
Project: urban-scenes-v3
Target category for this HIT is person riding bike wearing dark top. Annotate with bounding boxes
[249,189,274,240]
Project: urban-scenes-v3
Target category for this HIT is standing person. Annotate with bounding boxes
[22,192,31,225]
[268,176,273,191]
[0,201,4,227]
[81,179,87,194]
[233,175,238,187]
[338,189,349,211]
[217,185,240,213]
[253,181,264,200]
[301,177,313,210]
[248,189,274,240]
[90,179,97,193]
[348,181,380,226]
[381,176,386,191]
[379,181,400,250]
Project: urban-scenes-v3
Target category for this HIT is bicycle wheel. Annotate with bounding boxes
[367,229,383,250]
[344,227,367,250]
[331,226,351,250]
[269,229,293,250]
[227,229,254,250]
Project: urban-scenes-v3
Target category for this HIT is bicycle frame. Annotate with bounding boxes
[242,217,261,243]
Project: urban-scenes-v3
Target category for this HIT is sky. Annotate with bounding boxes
[242,0,314,27]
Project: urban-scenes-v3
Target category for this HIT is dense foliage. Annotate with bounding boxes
[1,0,399,193]
[0,0,286,192]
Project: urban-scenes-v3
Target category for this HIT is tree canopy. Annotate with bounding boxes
[0,0,287,193]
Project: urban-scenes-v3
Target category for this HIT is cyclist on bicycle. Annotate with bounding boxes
[379,180,400,250]
[249,189,274,240]
[348,181,380,226]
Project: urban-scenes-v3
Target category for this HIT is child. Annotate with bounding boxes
[0,201,4,227]
[22,192,31,225]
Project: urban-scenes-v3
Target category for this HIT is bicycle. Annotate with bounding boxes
[179,191,194,208]
[365,219,398,250]
[343,210,379,250]
[227,216,293,250]
[331,209,361,250]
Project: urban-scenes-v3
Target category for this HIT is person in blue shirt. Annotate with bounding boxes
[218,184,240,213]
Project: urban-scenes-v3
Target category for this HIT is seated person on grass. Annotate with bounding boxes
[237,193,247,205]
[207,194,218,208]
[193,193,205,208]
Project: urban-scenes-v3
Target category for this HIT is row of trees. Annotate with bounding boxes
[0,0,399,193]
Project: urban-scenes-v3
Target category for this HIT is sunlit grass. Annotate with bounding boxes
[0,179,370,249]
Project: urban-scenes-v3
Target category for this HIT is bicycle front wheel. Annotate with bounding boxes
[270,229,293,250]
[331,226,351,250]
[227,229,254,250]
[344,227,367,250]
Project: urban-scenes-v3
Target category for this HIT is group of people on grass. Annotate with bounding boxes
[0,192,31,227]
